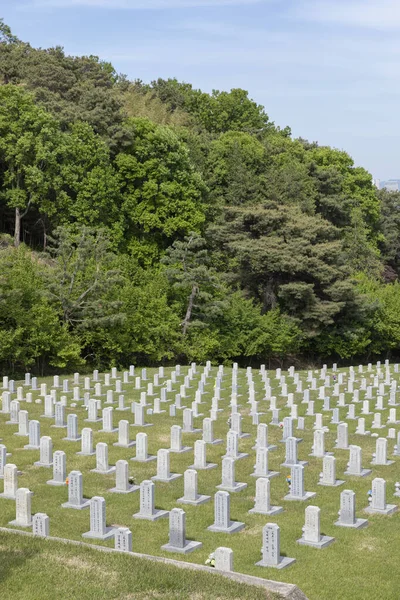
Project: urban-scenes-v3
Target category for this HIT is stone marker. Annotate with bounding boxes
[255,523,295,569]
[177,469,210,505]
[0,464,18,499]
[169,425,191,454]
[281,437,307,468]
[15,410,29,437]
[109,460,139,494]
[297,506,335,549]
[113,420,135,448]
[215,547,234,572]
[182,408,201,434]
[100,407,118,433]
[9,488,32,527]
[344,445,371,477]
[132,480,169,521]
[335,423,349,450]
[334,489,368,529]
[161,508,202,554]
[77,428,96,456]
[63,414,81,442]
[115,527,132,553]
[251,447,279,479]
[152,449,181,482]
[318,455,344,487]
[222,430,248,461]
[91,442,116,475]
[249,477,283,516]
[24,420,41,450]
[32,513,50,537]
[34,436,53,468]
[52,403,66,429]
[207,491,245,533]
[47,450,67,486]
[61,470,90,509]
[202,418,223,445]
[284,464,316,501]
[82,496,116,540]
[131,432,156,462]
[217,457,247,492]
[371,438,394,466]
[190,440,217,470]
[364,478,397,515]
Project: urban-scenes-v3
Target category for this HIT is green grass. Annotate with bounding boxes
[0,530,274,600]
[1,366,400,600]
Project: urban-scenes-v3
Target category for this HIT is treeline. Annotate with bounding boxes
[1,19,400,375]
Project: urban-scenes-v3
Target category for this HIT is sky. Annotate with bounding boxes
[2,0,400,180]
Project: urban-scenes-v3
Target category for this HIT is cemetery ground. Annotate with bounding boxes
[1,366,400,600]
[0,530,273,600]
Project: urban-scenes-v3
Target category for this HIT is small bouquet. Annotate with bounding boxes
[205,552,215,567]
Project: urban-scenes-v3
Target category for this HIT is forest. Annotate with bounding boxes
[1,19,400,375]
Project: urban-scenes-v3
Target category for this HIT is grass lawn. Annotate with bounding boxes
[1,365,400,600]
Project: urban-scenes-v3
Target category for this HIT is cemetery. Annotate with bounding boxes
[1,361,400,600]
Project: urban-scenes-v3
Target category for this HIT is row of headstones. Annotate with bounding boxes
[6,476,396,569]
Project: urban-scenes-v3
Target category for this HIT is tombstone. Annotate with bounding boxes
[344,445,371,477]
[91,442,116,475]
[284,465,316,501]
[6,400,20,425]
[76,428,96,456]
[207,491,244,533]
[0,445,7,479]
[364,478,397,515]
[63,414,81,443]
[61,470,90,510]
[32,513,50,537]
[346,404,356,420]
[109,460,139,494]
[131,432,156,463]
[270,409,280,425]
[82,496,116,540]
[202,418,223,445]
[34,436,53,468]
[334,489,369,529]
[0,464,18,499]
[47,451,67,486]
[231,413,250,439]
[113,420,135,448]
[251,447,279,479]
[318,455,344,487]
[280,417,295,443]
[253,423,277,452]
[132,403,153,428]
[355,418,370,436]
[115,527,132,553]
[281,437,307,468]
[335,423,349,449]
[223,430,248,461]
[161,508,202,555]
[214,547,234,572]
[132,480,169,521]
[371,438,394,466]
[14,410,29,437]
[190,440,217,471]
[217,457,247,493]
[51,403,66,429]
[100,407,117,433]
[9,488,32,527]
[249,477,283,516]
[310,429,329,458]
[152,449,181,482]
[255,523,295,569]
[394,431,400,456]
[371,412,384,430]
[177,469,210,506]
[297,506,335,548]
[85,399,101,423]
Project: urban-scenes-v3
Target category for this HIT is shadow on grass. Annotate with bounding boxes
[0,534,38,585]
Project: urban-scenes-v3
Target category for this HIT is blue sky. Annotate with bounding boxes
[2,0,399,180]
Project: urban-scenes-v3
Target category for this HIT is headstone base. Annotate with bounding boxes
[221,453,249,461]
[281,460,308,468]
[9,520,32,528]
[207,521,245,534]
[284,491,316,502]
[255,557,296,569]
[61,500,91,510]
[252,444,277,452]
[188,463,217,471]
[216,482,247,493]
[24,444,40,450]
[90,466,116,475]
[318,480,345,487]
[50,425,67,430]
[82,527,116,540]
[131,423,154,428]
[177,494,211,506]
[13,433,29,437]
[364,504,397,515]
[250,471,279,479]
[334,518,368,529]
[279,438,303,444]
[249,505,283,516]
[132,509,169,521]
[0,492,16,499]
[34,461,53,468]
[151,473,182,483]
[371,460,394,466]
[63,436,81,442]
[109,484,140,494]
[161,540,202,554]
[113,441,136,448]
[205,439,223,446]
[169,446,192,454]
[47,479,66,486]
[131,455,156,463]
[297,535,335,549]
[84,418,102,423]
[76,451,96,456]
[182,428,202,434]
[99,428,118,434]
[344,468,372,477]
[238,433,251,439]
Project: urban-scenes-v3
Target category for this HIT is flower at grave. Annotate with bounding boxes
[279,422,283,428]
[205,552,215,567]
[65,478,69,485]
[286,475,291,487]
[395,482,400,494]
[129,476,136,485]
[367,489,372,503]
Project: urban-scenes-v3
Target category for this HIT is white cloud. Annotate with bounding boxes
[28,0,264,9]
[296,0,400,30]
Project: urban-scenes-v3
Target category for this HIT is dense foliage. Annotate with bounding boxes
[0,19,399,374]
